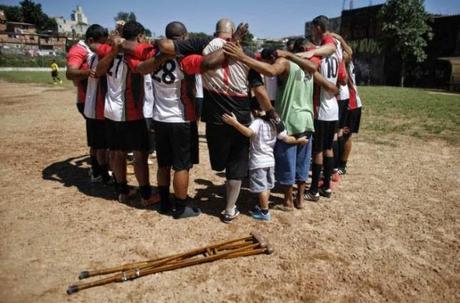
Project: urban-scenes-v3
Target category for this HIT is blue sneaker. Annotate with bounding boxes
[250,206,271,221]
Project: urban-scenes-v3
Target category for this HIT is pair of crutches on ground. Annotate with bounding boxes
[67,232,273,294]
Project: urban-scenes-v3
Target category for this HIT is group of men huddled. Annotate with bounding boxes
[66,15,362,223]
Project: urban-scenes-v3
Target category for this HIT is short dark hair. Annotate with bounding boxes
[261,48,276,60]
[85,24,108,41]
[122,21,145,40]
[312,15,329,32]
[286,38,296,48]
[293,38,314,52]
[165,21,187,39]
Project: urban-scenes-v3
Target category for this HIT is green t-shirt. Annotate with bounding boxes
[275,61,314,135]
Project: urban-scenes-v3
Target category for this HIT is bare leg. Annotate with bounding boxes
[133,151,149,186]
[259,190,270,210]
[294,182,305,209]
[112,151,127,183]
[283,185,294,208]
[342,134,353,161]
[173,170,189,200]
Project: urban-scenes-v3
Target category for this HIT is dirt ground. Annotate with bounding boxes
[0,81,458,303]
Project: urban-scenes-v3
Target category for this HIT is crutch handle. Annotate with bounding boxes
[79,271,90,280]
[66,285,79,295]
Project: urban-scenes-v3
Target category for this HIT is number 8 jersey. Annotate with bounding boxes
[152,58,195,123]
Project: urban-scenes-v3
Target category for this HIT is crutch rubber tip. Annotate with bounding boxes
[79,271,90,280]
[66,285,79,295]
[250,232,267,247]
[265,245,274,255]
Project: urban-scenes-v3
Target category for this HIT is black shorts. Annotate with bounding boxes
[153,121,199,171]
[76,103,85,118]
[86,119,108,149]
[338,99,349,129]
[145,118,156,153]
[106,119,149,151]
[345,107,362,134]
[313,120,337,153]
[206,123,249,180]
[51,70,58,77]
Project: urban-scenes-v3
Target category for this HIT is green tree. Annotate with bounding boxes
[188,32,210,40]
[379,0,432,87]
[0,5,22,22]
[261,40,285,50]
[114,11,137,22]
[19,0,56,33]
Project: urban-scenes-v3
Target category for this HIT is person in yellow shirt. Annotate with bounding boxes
[50,59,62,84]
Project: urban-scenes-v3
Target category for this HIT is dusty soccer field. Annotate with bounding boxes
[0,80,459,302]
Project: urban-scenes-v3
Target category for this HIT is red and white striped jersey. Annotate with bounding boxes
[96,45,145,122]
[143,74,154,119]
[348,61,363,109]
[83,53,106,120]
[67,40,92,104]
[202,38,250,98]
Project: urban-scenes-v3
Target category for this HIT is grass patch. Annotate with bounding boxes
[359,86,460,144]
[0,71,72,87]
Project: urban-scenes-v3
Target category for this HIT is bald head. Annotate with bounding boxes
[215,18,235,37]
[165,21,187,40]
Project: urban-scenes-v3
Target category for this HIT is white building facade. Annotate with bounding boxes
[54,5,89,38]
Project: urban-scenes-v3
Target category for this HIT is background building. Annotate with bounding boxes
[54,5,88,39]
[0,10,66,55]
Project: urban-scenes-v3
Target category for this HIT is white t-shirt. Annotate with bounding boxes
[264,76,278,101]
[249,118,287,170]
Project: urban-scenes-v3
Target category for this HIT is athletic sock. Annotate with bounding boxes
[310,163,322,194]
[339,160,348,170]
[333,140,339,170]
[338,136,346,166]
[323,156,334,189]
[139,185,152,200]
[225,179,242,214]
[90,155,100,176]
[99,164,110,179]
[116,181,129,195]
[158,186,170,212]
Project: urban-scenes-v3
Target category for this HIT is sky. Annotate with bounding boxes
[1,0,460,38]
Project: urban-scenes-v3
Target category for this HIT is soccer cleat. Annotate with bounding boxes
[319,187,332,198]
[250,206,271,221]
[141,193,161,207]
[331,171,341,182]
[338,167,347,175]
[118,188,137,203]
[304,190,320,202]
[220,208,240,224]
[172,205,201,219]
[90,173,103,183]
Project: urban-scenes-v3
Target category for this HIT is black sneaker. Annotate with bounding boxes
[172,206,201,219]
[319,187,332,198]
